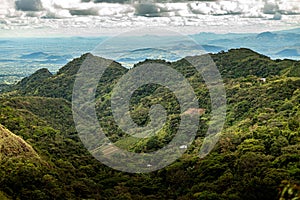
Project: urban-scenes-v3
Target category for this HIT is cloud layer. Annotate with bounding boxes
[15,0,43,11]
[0,0,300,36]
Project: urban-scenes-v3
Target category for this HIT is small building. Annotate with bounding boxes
[259,78,266,83]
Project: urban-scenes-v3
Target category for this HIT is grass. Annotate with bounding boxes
[0,124,39,161]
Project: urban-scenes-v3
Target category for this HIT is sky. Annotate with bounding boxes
[0,0,300,37]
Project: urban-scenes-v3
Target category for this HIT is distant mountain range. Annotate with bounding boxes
[191,28,300,60]
[276,49,300,57]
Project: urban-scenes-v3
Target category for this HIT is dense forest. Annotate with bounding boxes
[0,48,299,199]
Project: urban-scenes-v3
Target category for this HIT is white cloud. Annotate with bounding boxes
[0,0,300,36]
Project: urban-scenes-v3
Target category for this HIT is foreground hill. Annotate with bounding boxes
[0,48,299,199]
[0,124,44,200]
[0,124,39,161]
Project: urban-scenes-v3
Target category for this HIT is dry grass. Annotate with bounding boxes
[0,124,39,161]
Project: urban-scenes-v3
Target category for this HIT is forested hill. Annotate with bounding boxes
[6,53,128,101]
[0,48,299,199]
[5,48,300,101]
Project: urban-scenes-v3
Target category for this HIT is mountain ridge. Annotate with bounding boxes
[5,48,300,101]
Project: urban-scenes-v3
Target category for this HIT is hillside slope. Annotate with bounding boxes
[0,124,39,161]
[0,48,299,199]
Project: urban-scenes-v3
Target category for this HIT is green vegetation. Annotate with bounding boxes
[0,191,10,200]
[0,48,299,199]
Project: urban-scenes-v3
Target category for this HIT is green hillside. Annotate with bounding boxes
[0,48,299,199]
